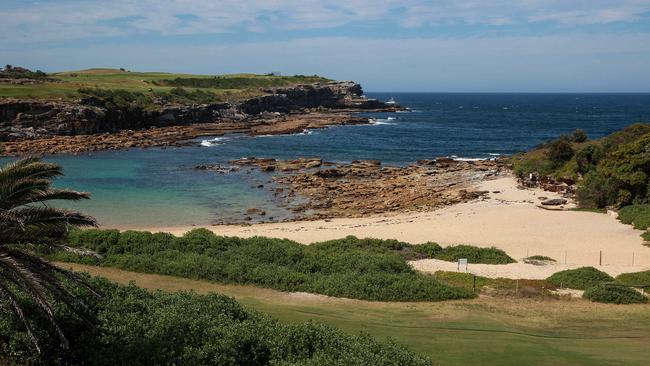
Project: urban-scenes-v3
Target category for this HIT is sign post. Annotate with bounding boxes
[458,258,468,272]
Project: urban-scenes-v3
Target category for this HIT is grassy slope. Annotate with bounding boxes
[60,263,650,366]
[0,68,329,102]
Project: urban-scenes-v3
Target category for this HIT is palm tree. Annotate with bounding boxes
[0,157,99,352]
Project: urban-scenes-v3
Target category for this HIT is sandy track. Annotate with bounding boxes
[126,175,650,278]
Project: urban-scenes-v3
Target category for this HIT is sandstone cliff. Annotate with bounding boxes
[0,81,397,141]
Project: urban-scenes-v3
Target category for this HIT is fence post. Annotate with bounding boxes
[564,250,567,265]
[599,250,602,266]
[473,275,476,293]
[632,252,635,266]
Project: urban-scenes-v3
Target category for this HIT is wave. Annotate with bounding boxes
[369,118,396,126]
[448,155,497,162]
[200,137,228,147]
[256,129,313,138]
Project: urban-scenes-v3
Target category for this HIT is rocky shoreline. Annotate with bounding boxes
[0,81,402,156]
[213,157,509,222]
[0,111,375,156]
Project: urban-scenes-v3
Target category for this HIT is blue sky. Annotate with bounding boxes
[3,0,650,92]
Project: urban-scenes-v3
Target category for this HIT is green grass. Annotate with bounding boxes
[59,263,650,366]
[546,267,614,290]
[0,68,330,102]
[433,271,555,298]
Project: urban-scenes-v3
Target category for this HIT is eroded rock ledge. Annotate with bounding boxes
[0,81,402,156]
[226,157,508,220]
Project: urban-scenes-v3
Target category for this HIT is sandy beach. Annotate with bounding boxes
[130,175,650,278]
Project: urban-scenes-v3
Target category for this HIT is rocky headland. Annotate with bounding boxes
[220,157,508,221]
[0,81,401,156]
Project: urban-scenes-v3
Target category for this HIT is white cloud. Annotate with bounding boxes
[6,33,650,92]
[2,0,650,43]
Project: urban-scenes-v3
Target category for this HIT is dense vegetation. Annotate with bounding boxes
[78,87,220,110]
[545,267,614,290]
[0,158,98,351]
[0,277,431,365]
[512,124,650,209]
[616,270,650,286]
[582,284,648,304]
[49,231,480,302]
[153,75,329,89]
[512,124,650,238]
[0,65,48,79]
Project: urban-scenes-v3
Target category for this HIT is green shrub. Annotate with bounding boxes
[572,129,588,143]
[0,278,431,365]
[51,231,474,302]
[546,137,575,167]
[583,284,648,304]
[512,124,650,209]
[152,75,330,89]
[431,245,516,264]
[523,255,556,265]
[616,270,650,286]
[618,204,650,230]
[546,267,614,290]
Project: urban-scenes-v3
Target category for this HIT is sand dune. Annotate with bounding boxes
[136,175,650,278]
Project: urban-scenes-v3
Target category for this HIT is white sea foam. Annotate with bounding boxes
[200,137,228,147]
[370,119,396,126]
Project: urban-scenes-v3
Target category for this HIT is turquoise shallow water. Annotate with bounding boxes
[3,93,650,227]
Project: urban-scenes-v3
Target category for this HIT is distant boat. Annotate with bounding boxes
[386,97,397,105]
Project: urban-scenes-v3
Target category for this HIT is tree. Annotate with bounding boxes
[0,157,98,351]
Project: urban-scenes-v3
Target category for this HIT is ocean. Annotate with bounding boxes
[5,93,650,227]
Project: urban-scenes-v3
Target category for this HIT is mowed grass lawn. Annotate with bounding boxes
[59,262,650,366]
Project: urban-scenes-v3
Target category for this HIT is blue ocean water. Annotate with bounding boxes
[5,93,650,227]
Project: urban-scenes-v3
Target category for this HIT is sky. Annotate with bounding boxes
[2,0,650,92]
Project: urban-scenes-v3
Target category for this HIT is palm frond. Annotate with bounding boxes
[0,157,100,351]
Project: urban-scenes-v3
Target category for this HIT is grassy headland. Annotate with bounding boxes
[0,67,330,102]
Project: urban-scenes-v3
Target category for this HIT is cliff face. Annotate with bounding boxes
[0,81,397,141]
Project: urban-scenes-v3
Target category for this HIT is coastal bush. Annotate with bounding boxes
[546,267,614,290]
[0,277,431,365]
[153,75,329,89]
[51,231,475,302]
[78,87,220,110]
[430,245,516,264]
[511,124,650,209]
[582,284,648,304]
[525,255,556,262]
[546,137,575,167]
[616,270,650,286]
[617,204,650,230]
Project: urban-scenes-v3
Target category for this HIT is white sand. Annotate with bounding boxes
[131,175,650,278]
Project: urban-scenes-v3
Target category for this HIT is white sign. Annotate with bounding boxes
[458,258,468,272]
